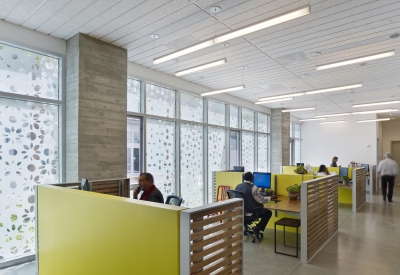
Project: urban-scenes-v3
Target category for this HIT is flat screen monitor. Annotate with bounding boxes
[81,178,89,191]
[339,167,348,177]
[361,164,369,172]
[253,172,271,189]
[233,166,244,172]
[296,163,304,167]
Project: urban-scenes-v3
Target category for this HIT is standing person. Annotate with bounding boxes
[133,173,164,203]
[330,156,339,167]
[235,172,275,240]
[378,152,400,202]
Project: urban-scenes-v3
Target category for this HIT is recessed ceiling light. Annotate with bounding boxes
[357,118,391,123]
[222,43,230,47]
[351,108,399,115]
[313,52,321,56]
[316,51,395,70]
[352,100,400,108]
[201,85,245,96]
[319,120,346,124]
[304,83,362,95]
[150,34,159,39]
[210,6,221,13]
[390,33,400,39]
[315,113,350,118]
[175,58,226,76]
[299,117,327,121]
[302,74,308,78]
[282,107,316,112]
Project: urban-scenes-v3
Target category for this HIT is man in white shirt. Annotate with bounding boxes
[378,152,400,202]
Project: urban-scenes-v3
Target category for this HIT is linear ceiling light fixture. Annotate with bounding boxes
[153,6,310,64]
[304,83,362,95]
[175,58,226,76]
[351,108,399,115]
[357,118,391,123]
[258,92,304,101]
[319,120,346,124]
[282,107,316,112]
[352,100,400,108]
[315,113,351,118]
[299,117,328,121]
[255,97,294,104]
[201,85,245,96]
[316,51,395,70]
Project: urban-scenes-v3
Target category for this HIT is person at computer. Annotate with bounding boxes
[330,156,339,167]
[317,165,331,176]
[133,173,164,203]
[378,152,399,202]
[235,172,276,240]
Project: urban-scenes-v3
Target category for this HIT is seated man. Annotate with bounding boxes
[235,172,275,240]
[133,173,164,203]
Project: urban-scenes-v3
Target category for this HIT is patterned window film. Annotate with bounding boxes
[180,124,203,208]
[208,100,225,126]
[146,119,176,197]
[146,83,175,118]
[241,109,254,131]
[229,106,239,128]
[242,132,254,172]
[180,93,203,123]
[258,113,268,133]
[208,127,226,202]
[258,134,268,172]
[127,78,141,113]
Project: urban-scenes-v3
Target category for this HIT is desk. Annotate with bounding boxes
[265,196,301,218]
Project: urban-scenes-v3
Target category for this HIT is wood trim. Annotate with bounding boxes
[191,201,242,220]
[190,218,242,241]
[191,209,242,230]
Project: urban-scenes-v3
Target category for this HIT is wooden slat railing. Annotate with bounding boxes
[301,175,338,263]
[180,199,243,275]
[352,168,366,212]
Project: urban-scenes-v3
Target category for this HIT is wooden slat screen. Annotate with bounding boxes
[301,175,338,263]
[371,165,377,195]
[354,168,366,212]
[181,199,243,275]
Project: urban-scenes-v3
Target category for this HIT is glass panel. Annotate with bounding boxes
[229,106,239,128]
[294,123,301,139]
[258,113,268,133]
[242,132,254,172]
[0,98,59,261]
[258,134,268,172]
[180,93,203,123]
[180,124,203,208]
[290,140,293,166]
[146,119,175,197]
[241,109,254,131]
[208,127,226,202]
[230,131,240,169]
[295,139,301,164]
[290,122,293,138]
[127,117,141,179]
[208,100,225,126]
[146,83,175,118]
[127,78,141,113]
[0,43,59,100]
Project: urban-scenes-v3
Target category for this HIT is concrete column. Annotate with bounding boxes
[271,109,290,173]
[66,34,127,181]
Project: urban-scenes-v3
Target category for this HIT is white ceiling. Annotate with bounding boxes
[2,0,400,119]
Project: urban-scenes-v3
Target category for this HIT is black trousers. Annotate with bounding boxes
[255,208,272,231]
[382,175,395,200]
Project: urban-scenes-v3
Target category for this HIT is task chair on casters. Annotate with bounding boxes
[226,190,263,243]
[165,195,183,206]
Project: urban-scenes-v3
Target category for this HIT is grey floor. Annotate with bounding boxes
[1,193,399,275]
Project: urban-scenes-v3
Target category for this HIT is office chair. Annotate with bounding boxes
[165,195,183,206]
[226,190,263,243]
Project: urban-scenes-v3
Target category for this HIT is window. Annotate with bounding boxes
[208,100,225,126]
[258,134,269,172]
[290,122,301,165]
[230,131,240,169]
[230,106,239,128]
[146,119,176,197]
[180,92,203,122]
[208,127,227,202]
[242,132,255,172]
[242,109,254,131]
[127,78,141,113]
[0,42,61,262]
[258,113,269,133]
[146,83,175,118]
[127,117,141,179]
[181,124,204,208]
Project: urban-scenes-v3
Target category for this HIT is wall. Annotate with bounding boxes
[381,120,400,157]
[301,114,378,167]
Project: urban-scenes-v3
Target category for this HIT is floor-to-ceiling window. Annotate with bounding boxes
[0,42,62,263]
[290,122,302,165]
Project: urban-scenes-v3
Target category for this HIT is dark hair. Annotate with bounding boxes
[318,165,326,173]
[332,156,338,162]
[243,172,254,182]
[140,172,154,183]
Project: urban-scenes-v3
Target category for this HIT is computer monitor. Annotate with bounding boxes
[81,178,89,191]
[339,167,348,177]
[361,164,369,172]
[253,172,271,189]
[233,166,245,172]
[296,163,304,167]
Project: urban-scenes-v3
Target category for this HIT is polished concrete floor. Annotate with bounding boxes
[1,193,399,275]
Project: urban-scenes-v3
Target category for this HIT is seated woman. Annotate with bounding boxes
[317,165,331,176]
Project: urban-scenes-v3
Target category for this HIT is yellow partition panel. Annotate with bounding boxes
[275,174,303,196]
[282,166,297,174]
[215,172,244,199]
[348,167,354,178]
[264,209,301,233]
[37,185,185,275]
[338,186,352,204]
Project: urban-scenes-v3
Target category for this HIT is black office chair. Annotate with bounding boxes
[226,189,263,243]
[165,195,183,206]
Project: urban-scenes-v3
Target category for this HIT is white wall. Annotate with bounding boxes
[381,120,400,157]
[301,114,378,167]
